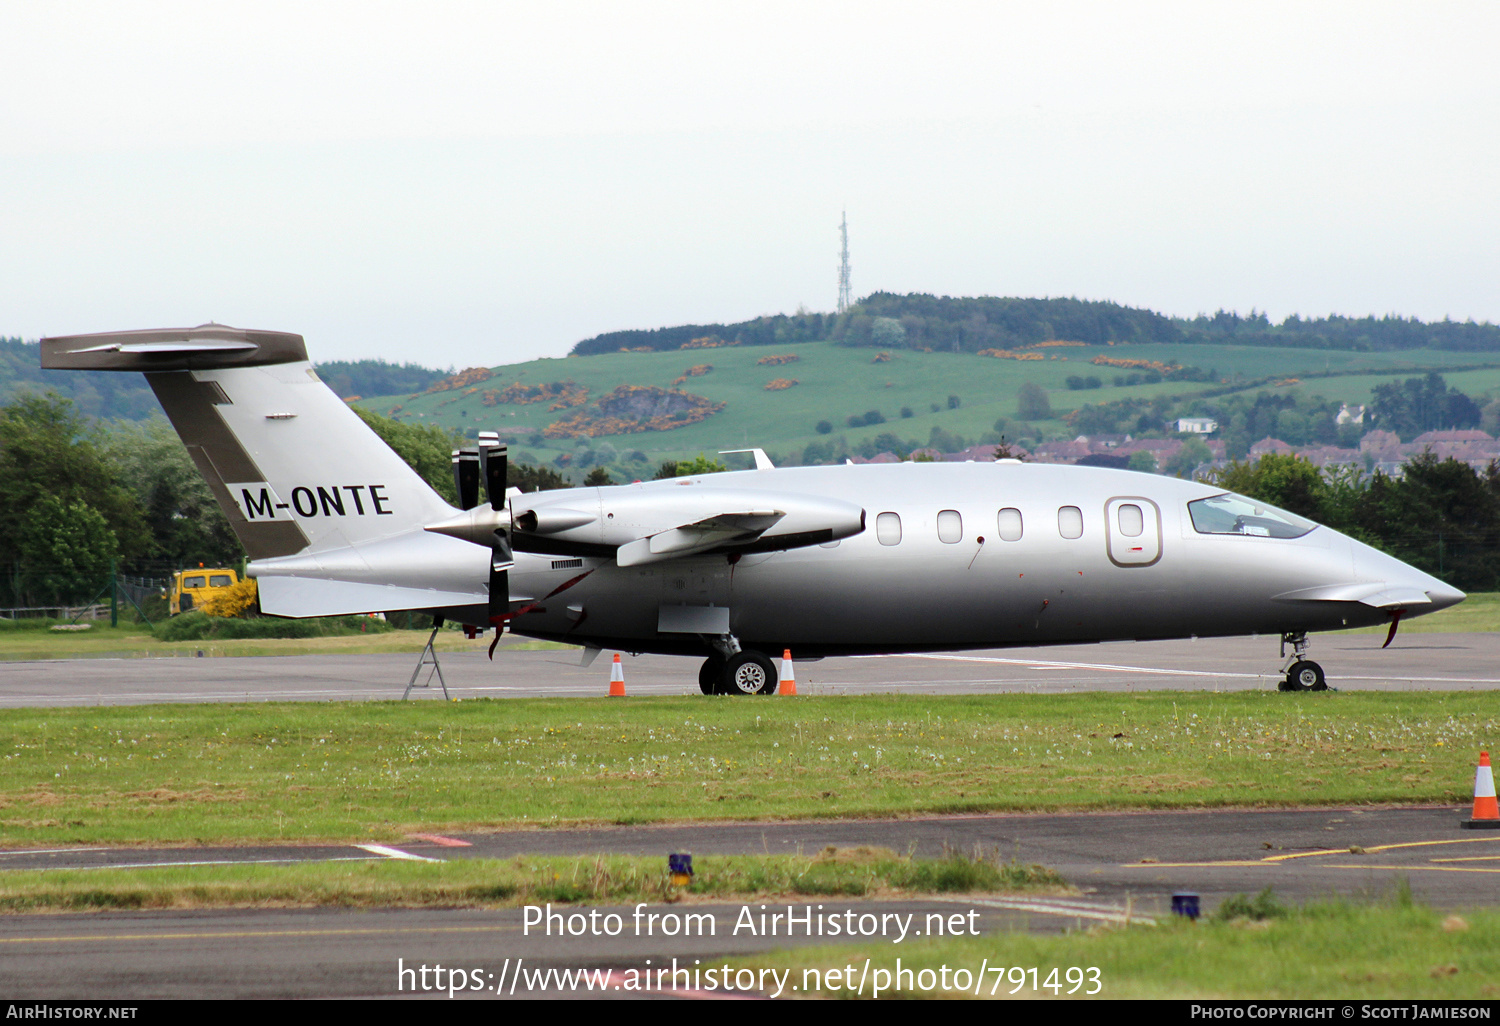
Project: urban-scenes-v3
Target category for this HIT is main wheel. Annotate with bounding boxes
[698,656,725,695]
[1285,660,1326,692]
[717,650,778,696]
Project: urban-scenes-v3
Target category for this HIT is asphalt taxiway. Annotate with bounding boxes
[1,632,1498,706]
[1,806,1495,998]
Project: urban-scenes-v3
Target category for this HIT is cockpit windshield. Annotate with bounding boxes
[1186,492,1317,539]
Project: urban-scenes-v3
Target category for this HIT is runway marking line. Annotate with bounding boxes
[15,857,380,872]
[1263,837,1500,861]
[1429,856,1500,863]
[357,844,442,863]
[1122,836,1500,871]
[894,653,1262,679]
[0,848,109,857]
[1321,864,1500,875]
[891,653,1500,686]
[945,896,1155,926]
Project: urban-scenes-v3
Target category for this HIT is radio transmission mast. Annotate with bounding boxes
[837,211,852,314]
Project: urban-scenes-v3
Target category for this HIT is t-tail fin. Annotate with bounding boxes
[42,325,486,618]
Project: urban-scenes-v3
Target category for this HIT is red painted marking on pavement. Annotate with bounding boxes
[409,834,472,848]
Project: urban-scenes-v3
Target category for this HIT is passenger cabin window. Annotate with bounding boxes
[1116,504,1144,538]
[1187,493,1315,539]
[184,577,205,589]
[996,508,1023,542]
[1057,506,1084,540]
[937,510,962,544]
[876,512,903,546]
[209,575,232,588]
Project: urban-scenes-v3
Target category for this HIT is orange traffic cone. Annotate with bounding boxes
[608,652,626,697]
[778,649,798,695]
[1461,751,1499,829]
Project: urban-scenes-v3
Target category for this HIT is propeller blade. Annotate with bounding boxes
[476,432,513,658]
[481,443,508,511]
[451,449,480,510]
[487,566,507,658]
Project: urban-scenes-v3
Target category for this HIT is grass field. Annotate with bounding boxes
[735,891,1500,1000]
[2,691,1493,847]
[357,339,1500,466]
[0,848,1061,913]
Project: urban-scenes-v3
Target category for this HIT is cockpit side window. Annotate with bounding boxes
[1187,492,1316,539]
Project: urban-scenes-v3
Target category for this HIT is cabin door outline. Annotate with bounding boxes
[1104,496,1163,568]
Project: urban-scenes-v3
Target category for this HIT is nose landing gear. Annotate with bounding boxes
[1278,631,1327,692]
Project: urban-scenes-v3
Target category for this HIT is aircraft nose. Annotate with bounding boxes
[1425,580,1466,612]
[1347,534,1465,614]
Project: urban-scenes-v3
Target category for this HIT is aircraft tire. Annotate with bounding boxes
[1288,660,1326,691]
[717,651,778,696]
[698,656,725,696]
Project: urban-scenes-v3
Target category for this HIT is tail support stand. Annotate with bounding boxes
[403,617,451,701]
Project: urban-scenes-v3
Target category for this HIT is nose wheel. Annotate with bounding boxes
[1278,632,1327,692]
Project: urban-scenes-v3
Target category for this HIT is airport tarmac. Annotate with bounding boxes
[1,632,1498,706]
[1,806,1495,998]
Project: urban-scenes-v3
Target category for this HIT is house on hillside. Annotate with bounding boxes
[1411,429,1495,446]
[1249,437,1295,457]
[1359,430,1402,456]
[1176,417,1218,434]
[1033,440,1092,463]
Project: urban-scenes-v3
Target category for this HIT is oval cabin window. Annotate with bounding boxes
[997,508,1023,542]
[1058,506,1084,540]
[876,512,903,546]
[1117,503,1144,538]
[937,509,963,544]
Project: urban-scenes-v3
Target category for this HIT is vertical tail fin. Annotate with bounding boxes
[42,325,487,618]
[43,324,454,558]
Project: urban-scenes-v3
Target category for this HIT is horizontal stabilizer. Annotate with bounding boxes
[41,324,307,371]
[256,577,486,619]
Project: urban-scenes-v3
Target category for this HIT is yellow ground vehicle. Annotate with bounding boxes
[170,568,240,615]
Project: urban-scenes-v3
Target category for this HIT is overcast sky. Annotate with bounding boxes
[2,2,1496,367]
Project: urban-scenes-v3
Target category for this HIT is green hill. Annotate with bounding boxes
[357,334,1500,480]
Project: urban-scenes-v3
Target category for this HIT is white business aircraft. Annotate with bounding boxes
[42,324,1464,694]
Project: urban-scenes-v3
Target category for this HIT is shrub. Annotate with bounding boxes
[153,612,394,642]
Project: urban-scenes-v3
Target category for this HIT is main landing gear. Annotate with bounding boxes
[1277,631,1327,692]
[698,635,779,696]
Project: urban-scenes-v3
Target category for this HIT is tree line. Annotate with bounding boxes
[0,396,566,608]
[2,391,1495,608]
[1218,453,1500,593]
[570,295,1500,357]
